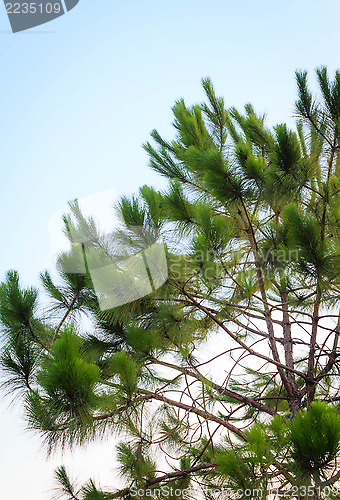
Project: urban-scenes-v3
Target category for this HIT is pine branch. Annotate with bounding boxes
[139,388,247,441]
[51,289,81,346]
[170,280,308,381]
[145,462,216,486]
[237,202,294,399]
[149,358,277,416]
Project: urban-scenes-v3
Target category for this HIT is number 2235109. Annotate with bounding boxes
[6,3,62,14]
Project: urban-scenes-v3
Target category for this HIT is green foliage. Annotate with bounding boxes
[117,441,156,484]
[38,325,101,414]
[4,67,340,499]
[108,350,138,397]
[54,467,114,500]
[54,466,79,500]
[216,448,256,492]
[289,402,340,473]
[266,124,309,197]
[215,404,340,497]
[0,270,38,332]
[1,333,40,394]
[81,480,114,500]
[283,204,340,281]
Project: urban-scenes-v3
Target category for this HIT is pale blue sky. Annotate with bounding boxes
[1,0,340,498]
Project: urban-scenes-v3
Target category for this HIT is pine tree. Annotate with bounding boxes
[2,67,340,499]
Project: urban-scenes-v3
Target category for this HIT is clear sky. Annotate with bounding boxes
[1,0,340,498]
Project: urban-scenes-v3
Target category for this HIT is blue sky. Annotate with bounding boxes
[1,0,340,498]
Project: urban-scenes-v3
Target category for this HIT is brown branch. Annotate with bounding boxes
[306,138,337,403]
[51,290,81,345]
[146,462,216,487]
[237,203,293,398]
[313,320,340,384]
[139,388,247,441]
[171,281,308,381]
[26,321,50,352]
[150,358,277,416]
[280,290,300,416]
